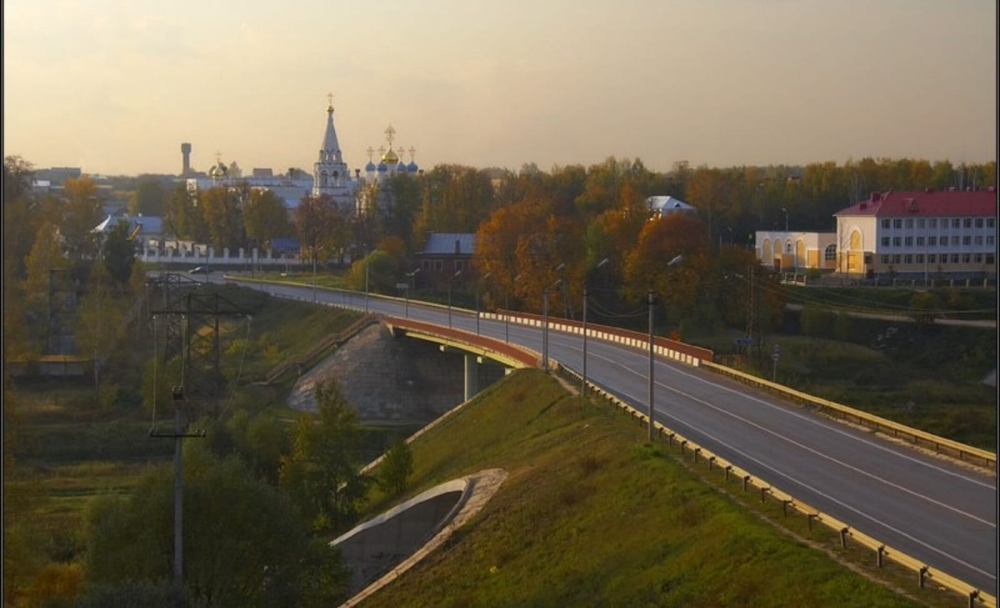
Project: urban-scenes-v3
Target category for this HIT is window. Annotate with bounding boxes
[987,254,995,265]
[881,255,891,264]
[975,254,983,264]
[893,254,901,264]
[916,254,924,263]
[905,218,913,229]
[917,219,925,229]
[988,236,995,246]
[894,219,903,229]
[916,237,925,246]
[421,260,431,272]
[455,260,464,272]
[824,244,836,261]
[881,237,890,247]
[975,218,984,228]
[962,236,971,246]
[988,218,996,229]
[927,254,936,264]
[786,242,792,253]
[963,218,972,228]
[881,219,890,229]
[940,238,948,248]
[434,260,443,272]
[962,254,971,264]
[951,254,960,264]
[951,236,959,246]
[904,237,913,247]
[904,254,913,264]
[952,218,960,228]
[928,236,937,246]
[893,237,902,247]
[929,218,937,229]
[975,236,983,245]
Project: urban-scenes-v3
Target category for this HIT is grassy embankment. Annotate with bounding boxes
[359,368,960,608]
[9,287,365,566]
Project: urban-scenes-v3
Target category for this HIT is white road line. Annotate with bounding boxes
[591,349,996,529]
[571,334,995,491]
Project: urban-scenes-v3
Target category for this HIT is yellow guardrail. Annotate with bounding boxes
[700,361,996,469]
[551,361,996,608]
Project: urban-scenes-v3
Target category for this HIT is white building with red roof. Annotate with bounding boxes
[833,188,997,281]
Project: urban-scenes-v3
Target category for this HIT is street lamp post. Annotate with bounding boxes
[365,261,370,313]
[312,249,318,303]
[447,270,461,329]
[505,274,521,344]
[405,268,420,318]
[542,277,562,371]
[476,272,491,335]
[648,254,683,443]
[582,258,609,397]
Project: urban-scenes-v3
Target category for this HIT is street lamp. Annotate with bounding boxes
[648,254,683,442]
[365,259,370,313]
[582,258,609,397]
[476,272,491,335]
[405,268,420,318]
[505,274,521,344]
[447,270,462,329]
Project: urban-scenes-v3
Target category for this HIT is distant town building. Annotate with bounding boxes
[833,188,997,280]
[416,233,477,285]
[645,196,696,219]
[756,231,838,273]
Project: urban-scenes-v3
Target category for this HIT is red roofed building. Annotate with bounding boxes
[833,188,997,280]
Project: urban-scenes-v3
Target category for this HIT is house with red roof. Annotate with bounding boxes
[833,188,997,281]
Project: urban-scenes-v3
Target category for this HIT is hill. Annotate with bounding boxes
[356,368,945,608]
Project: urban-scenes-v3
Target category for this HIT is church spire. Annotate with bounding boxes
[320,93,341,159]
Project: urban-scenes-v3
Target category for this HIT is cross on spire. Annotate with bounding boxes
[327,92,334,113]
[366,147,374,162]
[408,146,417,162]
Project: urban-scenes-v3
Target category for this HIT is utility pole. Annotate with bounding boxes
[647,287,655,442]
[149,278,246,584]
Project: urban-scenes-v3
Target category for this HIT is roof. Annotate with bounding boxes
[645,196,695,212]
[419,233,478,256]
[322,105,341,153]
[834,189,997,218]
[92,214,164,235]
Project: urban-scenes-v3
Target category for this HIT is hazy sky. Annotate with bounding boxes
[4,0,996,177]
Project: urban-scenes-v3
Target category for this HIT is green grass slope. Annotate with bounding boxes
[359,369,926,608]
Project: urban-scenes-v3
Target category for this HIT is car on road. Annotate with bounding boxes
[189,266,210,274]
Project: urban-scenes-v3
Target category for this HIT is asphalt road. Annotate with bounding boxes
[209,275,997,595]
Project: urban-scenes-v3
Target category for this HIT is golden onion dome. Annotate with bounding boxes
[381,148,399,164]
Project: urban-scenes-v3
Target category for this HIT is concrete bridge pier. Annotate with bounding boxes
[464,354,478,402]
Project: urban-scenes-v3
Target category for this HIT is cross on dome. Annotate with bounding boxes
[384,125,396,148]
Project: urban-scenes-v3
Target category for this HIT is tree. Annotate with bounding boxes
[243,188,293,250]
[347,250,399,293]
[200,186,245,251]
[280,380,369,534]
[295,195,345,264]
[378,437,413,496]
[75,263,129,393]
[164,183,208,242]
[61,176,104,261]
[23,221,70,307]
[128,177,168,216]
[102,219,137,285]
[85,450,349,607]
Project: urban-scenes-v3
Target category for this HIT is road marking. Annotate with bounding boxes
[589,348,996,529]
[572,335,995,492]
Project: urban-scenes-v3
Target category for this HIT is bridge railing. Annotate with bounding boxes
[552,360,997,608]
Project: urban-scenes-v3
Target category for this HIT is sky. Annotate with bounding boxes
[3,0,997,177]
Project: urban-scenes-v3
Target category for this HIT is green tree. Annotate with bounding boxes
[102,218,138,285]
[128,177,168,216]
[347,250,399,293]
[243,188,293,250]
[378,437,414,496]
[280,380,369,533]
[85,450,349,607]
[200,186,245,251]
